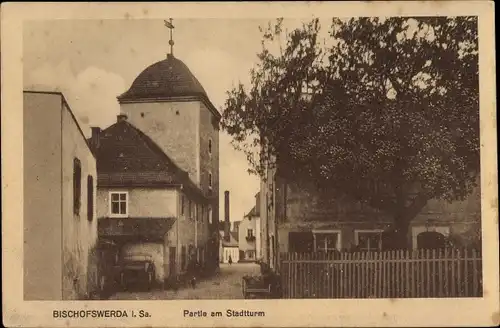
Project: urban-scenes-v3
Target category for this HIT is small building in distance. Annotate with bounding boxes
[218,229,239,263]
[23,91,99,300]
[239,192,261,262]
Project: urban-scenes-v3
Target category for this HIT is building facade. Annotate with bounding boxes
[239,192,261,262]
[218,230,239,263]
[23,91,98,300]
[260,165,481,271]
[91,115,211,285]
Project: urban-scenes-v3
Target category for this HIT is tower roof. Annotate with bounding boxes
[118,54,207,102]
[117,54,221,119]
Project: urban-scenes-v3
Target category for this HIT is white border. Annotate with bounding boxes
[1,1,498,327]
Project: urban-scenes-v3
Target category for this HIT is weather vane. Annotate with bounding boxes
[164,18,175,57]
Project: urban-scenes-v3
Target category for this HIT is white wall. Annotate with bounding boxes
[61,100,98,300]
[221,247,239,263]
[97,188,178,218]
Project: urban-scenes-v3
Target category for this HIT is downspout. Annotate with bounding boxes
[177,184,183,275]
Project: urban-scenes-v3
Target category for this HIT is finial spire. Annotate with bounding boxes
[164,18,175,57]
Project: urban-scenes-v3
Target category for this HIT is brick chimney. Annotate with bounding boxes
[224,191,230,241]
[90,127,101,152]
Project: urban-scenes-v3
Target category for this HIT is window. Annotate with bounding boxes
[110,192,128,217]
[73,158,82,215]
[208,206,213,224]
[188,199,192,219]
[247,229,254,237]
[87,175,94,221]
[208,173,213,190]
[201,205,205,225]
[313,231,341,252]
[180,195,185,216]
[355,230,383,252]
[208,139,212,155]
[194,203,198,222]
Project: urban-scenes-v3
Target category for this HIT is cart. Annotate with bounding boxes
[242,275,272,299]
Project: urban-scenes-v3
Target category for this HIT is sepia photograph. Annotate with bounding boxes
[2,2,498,327]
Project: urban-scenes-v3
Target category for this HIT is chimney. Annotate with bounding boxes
[255,192,261,217]
[90,127,101,151]
[117,114,128,122]
[224,191,230,241]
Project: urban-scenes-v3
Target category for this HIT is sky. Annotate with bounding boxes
[23,18,321,222]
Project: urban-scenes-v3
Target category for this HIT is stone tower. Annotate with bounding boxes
[117,53,220,244]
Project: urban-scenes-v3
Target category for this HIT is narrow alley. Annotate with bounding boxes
[108,263,261,300]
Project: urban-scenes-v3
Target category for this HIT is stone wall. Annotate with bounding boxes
[120,101,200,184]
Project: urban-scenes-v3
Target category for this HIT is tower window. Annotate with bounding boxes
[208,139,212,155]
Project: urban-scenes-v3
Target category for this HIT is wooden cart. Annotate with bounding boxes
[242,276,272,299]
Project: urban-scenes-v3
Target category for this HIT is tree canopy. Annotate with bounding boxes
[221,17,479,245]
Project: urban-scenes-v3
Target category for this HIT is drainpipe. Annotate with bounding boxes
[195,203,198,250]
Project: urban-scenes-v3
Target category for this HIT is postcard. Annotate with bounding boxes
[1,1,498,327]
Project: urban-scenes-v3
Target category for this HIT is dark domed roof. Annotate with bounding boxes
[118,54,207,102]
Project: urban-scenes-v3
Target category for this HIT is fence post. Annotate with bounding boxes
[472,249,479,297]
[464,248,469,297]
[450,248,456,297]
[431,248,436,297]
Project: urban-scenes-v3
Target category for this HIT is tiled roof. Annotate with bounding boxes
[219,231,239,247]
[92,120,203,197]
[118,54,207,102]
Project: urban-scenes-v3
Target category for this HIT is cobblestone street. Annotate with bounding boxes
[109,263,261,300]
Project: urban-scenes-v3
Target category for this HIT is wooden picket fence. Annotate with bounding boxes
[279,249,482,298]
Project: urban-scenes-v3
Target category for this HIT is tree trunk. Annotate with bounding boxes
[392,213,412,249]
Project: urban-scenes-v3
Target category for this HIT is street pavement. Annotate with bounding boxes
[109,262,261,300]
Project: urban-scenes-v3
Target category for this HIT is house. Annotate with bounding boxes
[218,230,239,263]
[260,165,481,271]
[239,192,261,262]
[91,52,221,284]
[90,114,212,285]
[23,91,98,300]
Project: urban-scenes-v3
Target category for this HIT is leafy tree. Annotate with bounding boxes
[221,17,480,248]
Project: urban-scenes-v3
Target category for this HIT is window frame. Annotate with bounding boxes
[109,191,129,218]
[312,230,342,252]
[354,229,384,252]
